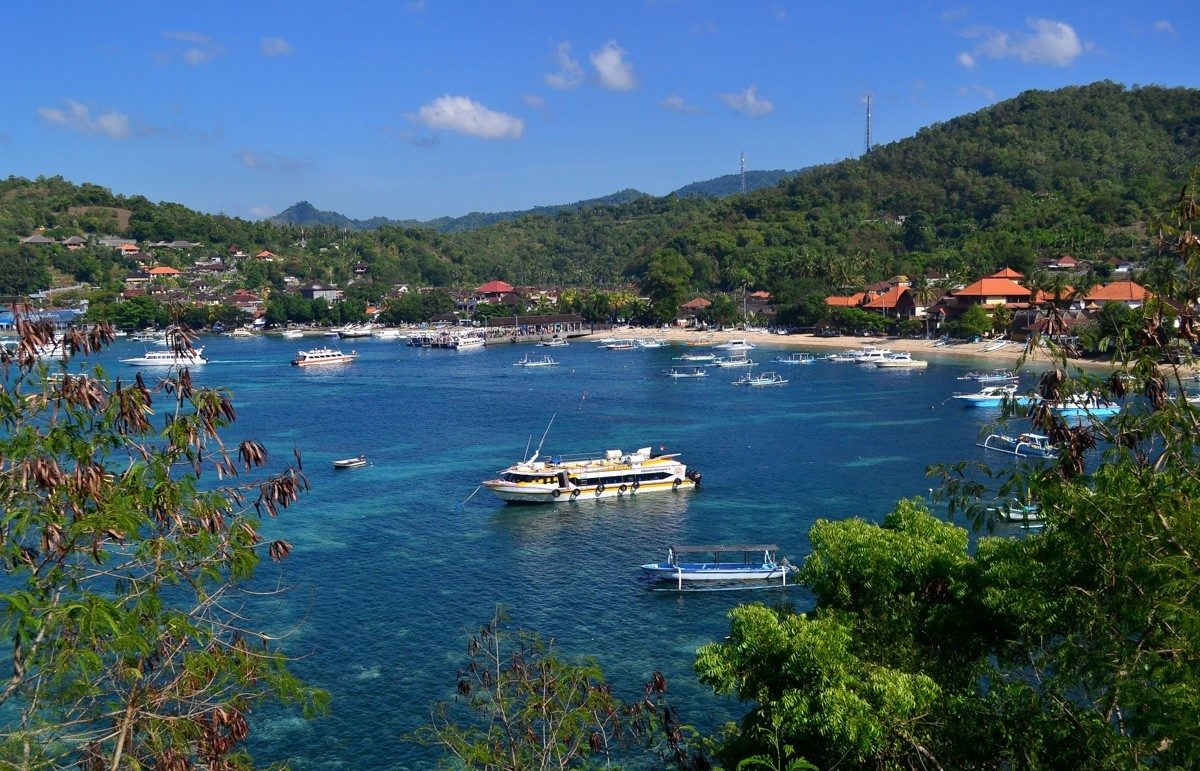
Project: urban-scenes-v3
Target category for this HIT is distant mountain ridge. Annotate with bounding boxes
[269,168,802,232]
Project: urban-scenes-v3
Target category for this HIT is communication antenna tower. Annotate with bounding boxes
[863,93,873,155]
[739,151,746,194]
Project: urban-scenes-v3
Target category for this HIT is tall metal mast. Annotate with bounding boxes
[864,93,872,155]
[739,151,746,194]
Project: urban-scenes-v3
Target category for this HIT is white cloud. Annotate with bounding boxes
[37,100,133,139]
[261,37,293,57]
[589,40,637,91]
[161,30,223,65]
[661,93,701,114]
[236,148,312,171]
[248,205,277,218]
[965,18,1089,67]
[719,86,774,117]
[957,51,976,69]
[410,95,525,140]
[545,42,583,90]
[957,84,997,100]
[1153,20,1176,36]
[522,94,547,109]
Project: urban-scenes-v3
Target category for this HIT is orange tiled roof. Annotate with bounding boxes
[1085,281,1150,302]
[825,293,866,307]
[681,297,712,309]
[863,285,909,309]
[988,267,1024,279]
[1032,287,1074,303]
[148,266,181,275]
[954,277,1030,298]
[475,280,515,294]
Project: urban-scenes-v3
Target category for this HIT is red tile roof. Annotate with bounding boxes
[863,285,909,309]
[825,293,866,307]
[988,267,1024,279]
[475,280,515,294]
[681,297,712,310]
[1032,287,1074,303]
[1085,281,1150,302]
[148,266,181,275]
[954,277,1030,299]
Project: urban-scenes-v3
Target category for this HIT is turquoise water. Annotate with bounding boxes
[77,337,1032,767]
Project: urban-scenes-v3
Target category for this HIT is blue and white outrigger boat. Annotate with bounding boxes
[958,369,1019,384]
[953,384,1019,408]
[771,352,816,365]
[1051,394,1121,418]
[641,545,796,589]
[979,432,1059,459]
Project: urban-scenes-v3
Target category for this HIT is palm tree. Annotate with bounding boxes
[909,276,941,339]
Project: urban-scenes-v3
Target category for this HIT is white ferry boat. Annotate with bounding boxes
[450,335,486,350]
[483,447,700,504]
[120,348,208,366]
[291,347,358,366]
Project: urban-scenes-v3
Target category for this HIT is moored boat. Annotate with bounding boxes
[713,356,755,368]
[281,329,304,339]
[676,352,716,363]
[715,339,755,351]
[953,384,1019,407]
[641,545,796,587]
[291,347,358,366]
[979,432,1059,458]
[636,338,665,348]
[873,352,929,369]
[514,354,559,367]
[605,338,637,350]
[733,371,787,386]
[1051,394,1121,418]
[958,369,1019,383]
[333,455,367,469]
[483,446,699,504]
[450,335,486,350]
[771,353,815,365]
[665,367,708,378]
[538,336,569,347]
[120,347,208,366]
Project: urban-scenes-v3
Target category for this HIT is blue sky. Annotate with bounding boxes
[0,2,1192,221]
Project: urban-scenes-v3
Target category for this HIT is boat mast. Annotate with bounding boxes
[530,413,556,463]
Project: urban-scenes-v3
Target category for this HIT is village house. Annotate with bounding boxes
[228,289,265,315]
[148,266,182,282]
[474,280,516,304]
[257,250,277,261]
[19,234,55,245]
[1084,280,1151,309]
[298,281,342,302]
[61,236,88,250]
[951,268,1031,306]
[677,297,712,326]
[863,285,916,318]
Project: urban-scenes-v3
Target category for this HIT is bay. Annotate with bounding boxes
[69,336,1037,767]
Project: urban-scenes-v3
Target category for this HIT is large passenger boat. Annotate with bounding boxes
[120,348,208,366]
[483,446,700,504]
[291,347,358,366]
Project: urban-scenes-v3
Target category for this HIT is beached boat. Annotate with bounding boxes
[713,356,755,368]
[291,347,358,366]
[676,352,716,363]
[641,545,795,587]
[733,371,787,387]
[715,339,755,351]
[873,352,929,369]
[665,367,708,379]
[514,354,559,368]
[120,348,208,366]
[771,353,815,365]
[333,455,367,469]
[953,384,1019,407]
[483,446,699,504]
[979,432,1059,459]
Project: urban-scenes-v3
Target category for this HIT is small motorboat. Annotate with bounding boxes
[641,545,796,589]
[979,432,1059,459]
[514,354,559,368]
[988,501,1043,524]
[713,356,755,368]
[733,371,788,387]
[676,352,716,363]
[958,369,1019,383]
[872,352,929,369]
[771,353,815,365]
[333,455,367,469]
[665,367,708,379]
[953,384,1020,408]
[1051,394,1121,418]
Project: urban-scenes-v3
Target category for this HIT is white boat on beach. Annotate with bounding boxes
[636,338,665,348]
[291,347,358,366]
[641,545,796,587]
[483,446,699,504]
[337,325,374,339]
[226,328,255,338]
[121,347,208,367]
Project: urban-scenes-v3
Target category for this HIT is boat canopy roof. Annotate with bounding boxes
[671,544,779,554]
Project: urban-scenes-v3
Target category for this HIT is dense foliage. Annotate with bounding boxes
[4,83,1197,310]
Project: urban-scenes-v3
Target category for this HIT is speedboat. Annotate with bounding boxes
[872,352,929,369]
[514,354,559,367]
[120,348,208,366]
[953,384,1019,407]
[826,345,892,363]
[641,545,795,587]
[333,455,367,469]
[733,371,787,386]
[483,446,699,504]
[979,432,1059,458]
[291,348,358,366]
[665,367,708,378]
[771,353,815,365]
[713,356,755,368]
[715,339,755,351]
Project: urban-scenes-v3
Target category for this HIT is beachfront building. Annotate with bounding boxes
[951,268,1031,307]
[863,285,916,318]
[299,282,342,302]
[483,313,586,340]
[1085,280,1151,309]
[677,297,711,326]
[474,280,516,304]
[824,292,867,309]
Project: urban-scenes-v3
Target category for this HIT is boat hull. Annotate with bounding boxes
[483,477,695,504]
[640,563,792,581]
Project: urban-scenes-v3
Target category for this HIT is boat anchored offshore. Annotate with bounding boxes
[953,384,1020,407]
[641,545,796,589]
[872,352,929,369]
[665,367,708,378]
[733,371,787,387]
[514,354,559,368]
[333,455,367,469]
[771,353,815,365]
[483,446,700,504]
[291,347,358,366]
[959,369,1019,384]
[713,356,755,368]
[979,432,1059,459]
[1051,393,1121,418]
[120,347,208,366]
[715,339,755,351]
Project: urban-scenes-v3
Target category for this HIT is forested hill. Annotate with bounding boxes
[270,188,651,233]
[669,169,803,198]
[2,82,1198,306]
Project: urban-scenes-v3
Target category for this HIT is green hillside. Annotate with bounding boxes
[2,81,1198,304]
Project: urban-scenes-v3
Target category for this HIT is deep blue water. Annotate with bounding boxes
[62,336,1042,767]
